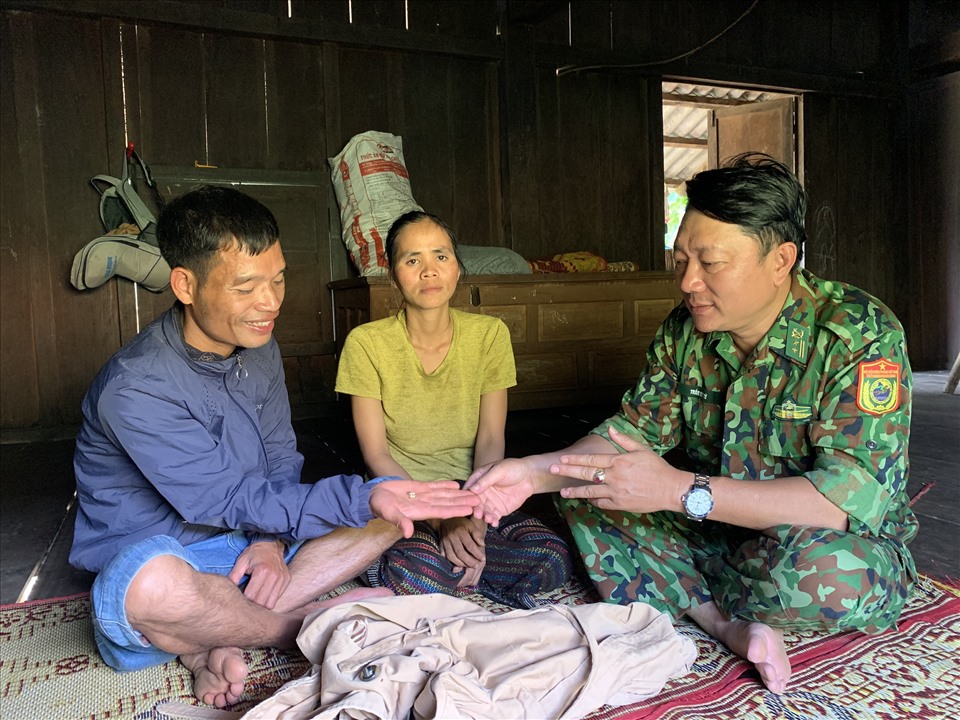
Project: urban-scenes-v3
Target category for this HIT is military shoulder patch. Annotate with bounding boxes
[856,358,901,415]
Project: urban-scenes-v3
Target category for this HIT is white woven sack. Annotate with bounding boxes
[328,131,422,276]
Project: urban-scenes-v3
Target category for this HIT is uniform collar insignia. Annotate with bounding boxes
[770,272,815,366]
[785,321,810,363]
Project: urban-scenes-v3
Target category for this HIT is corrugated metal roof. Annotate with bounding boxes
[662,82,791,186]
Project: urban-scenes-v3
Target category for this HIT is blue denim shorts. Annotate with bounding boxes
[91,531,302,671]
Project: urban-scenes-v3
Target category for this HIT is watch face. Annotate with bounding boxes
[685,488,714,518]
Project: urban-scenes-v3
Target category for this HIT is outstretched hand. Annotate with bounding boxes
[555,427,684,514]
[369,479,479,538]
[464,458,536,527]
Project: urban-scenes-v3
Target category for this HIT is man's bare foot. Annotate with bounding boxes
[727,620,791,694]
[180,646,249,708]
[295,586,394,620]
[315,586,393,608]
[687,601,791,694]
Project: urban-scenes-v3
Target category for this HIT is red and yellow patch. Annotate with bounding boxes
[857,358,901,415]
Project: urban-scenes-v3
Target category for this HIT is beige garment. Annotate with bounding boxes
[237,594,695,720]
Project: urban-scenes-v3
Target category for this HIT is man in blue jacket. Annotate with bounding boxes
[71,185,479,708]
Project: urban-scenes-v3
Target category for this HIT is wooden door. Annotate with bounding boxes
[708,97,797,172]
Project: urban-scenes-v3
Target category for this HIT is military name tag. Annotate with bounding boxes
[856,358,901,415]
[772,398,813,421]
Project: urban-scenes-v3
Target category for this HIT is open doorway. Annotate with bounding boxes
[662,82,800,267]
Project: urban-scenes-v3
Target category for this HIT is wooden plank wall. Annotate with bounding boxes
[1,0,953,434]
[908,72,960,371]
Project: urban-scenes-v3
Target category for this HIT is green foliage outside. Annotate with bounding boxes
[664,190,688,250]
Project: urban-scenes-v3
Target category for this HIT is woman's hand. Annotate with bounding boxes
[465,459,537,527]
[440,516,487,586]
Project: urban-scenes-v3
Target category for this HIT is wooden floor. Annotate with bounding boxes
[1,371,957,605]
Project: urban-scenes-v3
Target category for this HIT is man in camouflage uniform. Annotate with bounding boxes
[467,154,917,694]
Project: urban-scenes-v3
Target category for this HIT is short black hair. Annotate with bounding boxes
[384,210,466,276]
[156,185,279,283]
[684,153,805,267]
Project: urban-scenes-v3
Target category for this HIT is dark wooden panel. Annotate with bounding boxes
[500,21,540,258]
[350,0,405,29]
[291,0,350,24]
[481,306,527,342]
[265,40,325,171]
[284,353,338,408]
[534,66,563,258]
[330,47,403,150]
[635,299,678,336]
[611,0,699,58]
[135,25,207,166]
[165,0,282,13]
[803,93,905,331]
[601,76,662,268]
[802,94,839,281]
[31,13,120,425]
[206,33,268,167]
[538,301,624,342]
[761,0,833,76]
[321,42,354,283]
[276,253,324,346]
[445,57,500,247]
[516,354,579,390]
[570,0,610,51]
[223,0,281,14]
[400,51,454,216]
[833,97,900,312]
[908,73,960,370]
[588,349,645,387]
[556,72,602,252]
[0,13,41,428]
[28,15,114,415]
[249,185,329,345]
[535,68,661,268]
[408,0,498,40]
[529,0,569,46]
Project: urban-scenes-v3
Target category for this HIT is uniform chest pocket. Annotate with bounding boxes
[759,419,813,467]
[679,383,724,436]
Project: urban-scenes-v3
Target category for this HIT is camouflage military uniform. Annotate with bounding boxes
[560,269,918,634]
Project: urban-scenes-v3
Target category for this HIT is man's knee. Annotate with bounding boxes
[126,554,198,624]
[736,528,913,631]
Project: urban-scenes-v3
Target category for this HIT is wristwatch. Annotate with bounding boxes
[682,473,714,521]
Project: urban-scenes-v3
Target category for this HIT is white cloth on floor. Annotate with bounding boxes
[240,594,696,720]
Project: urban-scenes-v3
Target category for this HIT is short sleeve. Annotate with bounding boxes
[480,319,517,394]
[336,328,384,400]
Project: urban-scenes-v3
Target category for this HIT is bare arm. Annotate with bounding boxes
[557,427,849,531]
[440,388,510,579]
[465,433,616,525]
[472,389,508,471]
[351,395,412,480]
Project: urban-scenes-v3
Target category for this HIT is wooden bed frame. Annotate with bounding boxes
[329,272,682,410]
